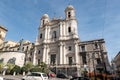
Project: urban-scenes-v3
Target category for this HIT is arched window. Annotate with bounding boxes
[68,46,72,51]
[40,33,42,38]
[22,47,24,51]
[95,43,99,49]
[68,27,71,33]
[38,50,40,54]
[53,31,57,38]
[68,12,71,18]
[43,20,45,25]
[26,46,28,50]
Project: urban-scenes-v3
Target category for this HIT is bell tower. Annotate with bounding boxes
[64,5,78,38]
[40,14,50,27]
[65,5,76,20]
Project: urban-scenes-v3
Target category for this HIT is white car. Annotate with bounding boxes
[0,76,4,80]
[21,72,48,80]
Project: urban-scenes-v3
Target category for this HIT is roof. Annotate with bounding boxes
[0,25,8,31]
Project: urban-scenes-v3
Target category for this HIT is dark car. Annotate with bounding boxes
[70,77,90,80]
[56,73,69,79]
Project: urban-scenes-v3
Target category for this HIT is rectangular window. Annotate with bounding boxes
[81,45,85,52]
[97,58,101,64]
[95,43,99,49]
[68,46,72,51]
[38,59,40,65]
[68,57,72,65]
[50,54,56,65]
[81,53,87,64]
[68,27,71,33]
[40,34,42,38]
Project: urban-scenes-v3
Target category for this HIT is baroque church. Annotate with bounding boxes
[0,5,110,76]
[33,5,110,75]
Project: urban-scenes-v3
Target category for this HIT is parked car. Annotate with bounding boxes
[0,76,5,80]
[48,72,56,78]
[21,72,48,80]
[56,73,69,79]
[70,77,90,80]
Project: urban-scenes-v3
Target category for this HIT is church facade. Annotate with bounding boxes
[34,5,110,75]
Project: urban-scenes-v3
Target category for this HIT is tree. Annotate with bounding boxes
[6,63,15,74]
[0,63,4,73]
[39,62,48,73]
[24,62,33,72]
[10,65,21,75]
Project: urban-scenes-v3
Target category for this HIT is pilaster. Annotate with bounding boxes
[74,40,79,64]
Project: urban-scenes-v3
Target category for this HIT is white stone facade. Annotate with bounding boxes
[0,52,25,67]
[34,5,80,66]
[34,5,110,75]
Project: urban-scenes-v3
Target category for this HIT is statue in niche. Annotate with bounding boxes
[7,57,16,64]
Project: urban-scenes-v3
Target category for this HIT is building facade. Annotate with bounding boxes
[0,40,34,64]
[0,5,110,76]
[0,25,8,44]
[34,5,110,75]
[114,51,120,76]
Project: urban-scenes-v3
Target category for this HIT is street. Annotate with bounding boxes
[0,75,69,80]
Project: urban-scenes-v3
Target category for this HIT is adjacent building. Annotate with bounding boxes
[0,25,8,44]
[0,40,34,65]
[113,51,120,75]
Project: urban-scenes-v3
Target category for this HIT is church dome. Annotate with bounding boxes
[65,5,74,12]
[41,14,49,19]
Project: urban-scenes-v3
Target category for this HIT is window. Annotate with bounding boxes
[68,46,72,51]
[26,46,28,50]
[81,53,87,64]
[17,48,19,51]
[38,50,40,54]
[68,12,71,18]
[68,27,71,33]
[81,45,85,52]
[29,58,31,61]
[38,59,40,65]
[53,31,57,38]
[50,54,56,65]
[95,43,99,49]
[40,34,42,38]
[22,47,24,51]
[43,20,45,25]
[97,58,101,64]
[68,57,72,65]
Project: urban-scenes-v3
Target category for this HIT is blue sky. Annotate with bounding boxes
[0,0,120,61]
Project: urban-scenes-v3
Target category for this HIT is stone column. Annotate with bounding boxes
[43,45,46,62]
[46,45,49,64]
[74,41,79,64]
[33,47,37,65]
[47,27,50,42]
[60,22,62,38]
[59,42,63,64]
[44,26,47,42]
[63,43,66,64]
[63,22,65,37]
